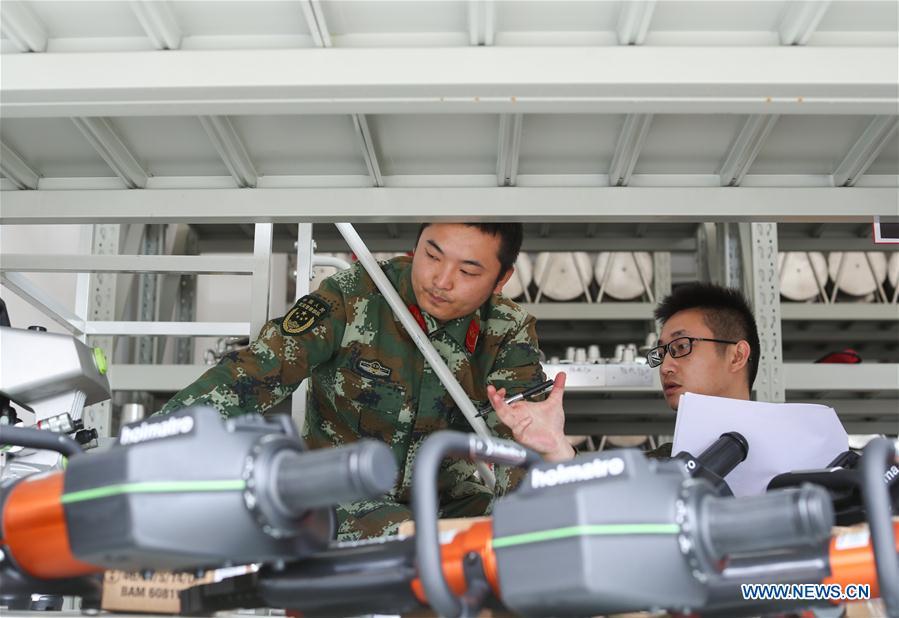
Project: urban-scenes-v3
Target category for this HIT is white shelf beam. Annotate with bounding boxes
[2,187,894,224]
[0,254,256,275]
[609,114,653,186]
[781,303,899,321]
[496,113,523,186]
[71,117,148,189]
[779,236,899,252]
[783,363,899,392]
[617,0,656,45]
[199,115,257,188]
[108,364,209,391]
[718,115,780,187]
[779,1,831,46]
[526,302,899,323]
[3,47,896,117]
[2,172,894,193]
[130,0,182,50]
[832,116,899,187]
[0,1,47,52]
[523,303,655,321]
[85,321,250,336]
[0,142,39,190]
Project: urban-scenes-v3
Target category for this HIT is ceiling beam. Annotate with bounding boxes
[352,114,383,187]
[467,0,495,46]
[832,115,899,187]
[496,113,523,186]
[3,47,895,117]
[0,1,47,52]
[2,187,894,224]
[609,114,653,186]
[0,142,39,189]
[198,116,257,188]
[779,1,831,45]
[617,0,656,45]
[299,0,331,48]
[718,115,779,187]
[71,117,148,189]
[297,1,383,188]
[130,0,182,50]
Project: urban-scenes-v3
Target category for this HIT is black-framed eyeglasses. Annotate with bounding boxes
[646,336,739,368]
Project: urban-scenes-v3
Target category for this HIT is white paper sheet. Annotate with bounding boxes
[671,393,849,497]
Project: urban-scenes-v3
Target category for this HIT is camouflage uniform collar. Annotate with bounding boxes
[386,256,417,306]
[386,256,483,354]
[438,312,481,355]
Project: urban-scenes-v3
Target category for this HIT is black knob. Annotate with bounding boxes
[28,325,48,332]
[74,428,99,445]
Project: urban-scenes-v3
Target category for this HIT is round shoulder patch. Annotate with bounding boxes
[281,294,331,335]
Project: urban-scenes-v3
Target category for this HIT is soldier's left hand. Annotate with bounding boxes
[487,372,574,462]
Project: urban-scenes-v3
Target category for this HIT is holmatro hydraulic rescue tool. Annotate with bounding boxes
[0,406,398,607]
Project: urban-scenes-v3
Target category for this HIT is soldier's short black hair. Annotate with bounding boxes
[654,283,761,389]
[417,223,523,279]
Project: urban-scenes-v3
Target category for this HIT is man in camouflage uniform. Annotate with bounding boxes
[160,223,573,539]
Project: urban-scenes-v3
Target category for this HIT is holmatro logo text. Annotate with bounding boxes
[120,416,195,445]
[530,457,625,489]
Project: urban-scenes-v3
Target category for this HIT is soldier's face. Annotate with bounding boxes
[411,224,513,321]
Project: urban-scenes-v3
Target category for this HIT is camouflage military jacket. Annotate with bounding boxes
[160,257,546,504]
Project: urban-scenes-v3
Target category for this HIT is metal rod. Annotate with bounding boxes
[631,251,654,304]
[596,252,616,303]
[805,252,829,304]
[571,253,593,304]
[829,252,846,303]
[533,253,554,304]
[514,261,532,303]
[334,223,496,489]
[863,251,888,303]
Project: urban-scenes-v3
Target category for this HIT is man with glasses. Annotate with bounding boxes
[487,283,759,460]
[642,282,759,457]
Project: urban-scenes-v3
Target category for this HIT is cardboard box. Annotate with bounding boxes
[101,568,251,614]
[397,516,488,537]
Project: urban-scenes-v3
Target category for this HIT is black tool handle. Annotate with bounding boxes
[696,432,748,479]
[701,484,833,560]
[274,439,398,513]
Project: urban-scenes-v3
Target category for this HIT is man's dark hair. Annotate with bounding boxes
[654,283,761,388]
[416,223,523,279]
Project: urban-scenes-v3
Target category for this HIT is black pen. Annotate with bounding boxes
[476,379,556,417]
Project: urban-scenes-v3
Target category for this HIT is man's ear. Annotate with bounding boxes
[493,266,515,295]
[730,340,751,374]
